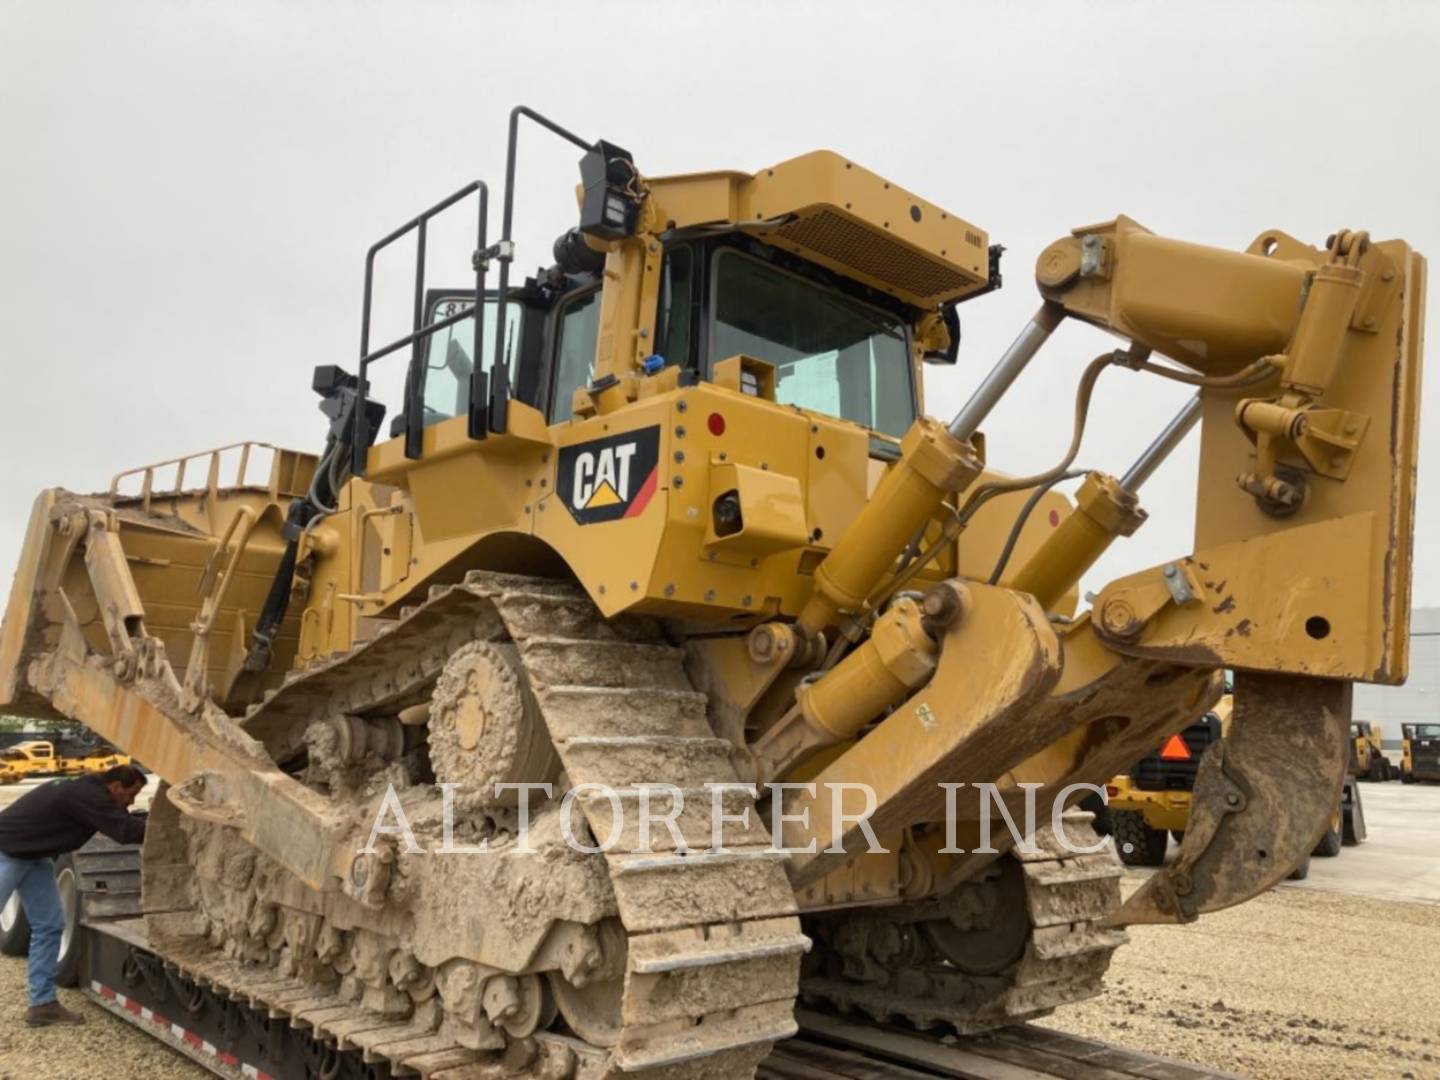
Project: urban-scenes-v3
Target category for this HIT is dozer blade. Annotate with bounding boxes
[1109,672,1349,926]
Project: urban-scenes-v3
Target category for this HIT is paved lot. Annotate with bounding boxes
[1297,780,1440,904]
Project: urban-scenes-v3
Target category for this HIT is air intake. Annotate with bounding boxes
[774,209,978,305]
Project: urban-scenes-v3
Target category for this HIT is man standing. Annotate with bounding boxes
[0,763,147,1026]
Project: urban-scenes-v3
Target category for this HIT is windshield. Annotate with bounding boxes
[711,250,914,437]
[1413,724,1440,738]
[420,296,523,424]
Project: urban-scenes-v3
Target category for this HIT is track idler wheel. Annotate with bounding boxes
[921,861,1030,976]
[428,641,560,802]
[1110,673,1350,926]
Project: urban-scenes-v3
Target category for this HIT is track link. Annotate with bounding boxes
[496,576,807,1073]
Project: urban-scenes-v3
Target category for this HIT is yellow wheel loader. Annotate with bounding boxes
[0,107,1425,1077]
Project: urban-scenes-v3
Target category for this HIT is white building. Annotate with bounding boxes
[1354,606,1440,747]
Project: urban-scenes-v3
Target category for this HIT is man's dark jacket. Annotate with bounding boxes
[0,775,146,860]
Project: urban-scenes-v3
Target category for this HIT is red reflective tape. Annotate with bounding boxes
[124,997,143,1016]
[182,1029,204,1049]
[218,1051,239,1067]
[98,984,117,1001]
[151,1012,170,1028]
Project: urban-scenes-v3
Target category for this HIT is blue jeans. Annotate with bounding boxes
[0,851,63,1006]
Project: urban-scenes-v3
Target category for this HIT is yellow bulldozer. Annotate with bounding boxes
[0,107,1425,1077]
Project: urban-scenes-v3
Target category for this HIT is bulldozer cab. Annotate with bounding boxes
[391,239,920,449]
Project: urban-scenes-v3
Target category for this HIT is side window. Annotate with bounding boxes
[655,247,695,373]
[420,297,522,424]
[549,288,602,422]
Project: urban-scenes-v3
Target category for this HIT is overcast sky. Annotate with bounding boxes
[2,1,1437,614]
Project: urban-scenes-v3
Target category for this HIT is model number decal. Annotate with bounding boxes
[557,426,661,525]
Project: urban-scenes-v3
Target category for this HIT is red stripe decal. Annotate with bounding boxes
[98,985,117,1001]
[183,1029,204,1048]
[218,1052,239,1067]
[622,467,658,519]
[124,998,143,1016]
[151,1012,170,1028]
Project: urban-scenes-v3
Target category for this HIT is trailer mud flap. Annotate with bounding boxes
[1109,673,1349,926]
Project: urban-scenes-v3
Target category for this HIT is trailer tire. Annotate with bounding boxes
[53,855,81,988]
[1110,810,1167,867]
[1401,768,1414,785]
[0,890,31,956]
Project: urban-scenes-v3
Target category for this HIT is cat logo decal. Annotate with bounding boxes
[557,426,661,524]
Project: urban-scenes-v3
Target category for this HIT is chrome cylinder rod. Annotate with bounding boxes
[1120,393,1204,493]
[947,304,1066,441]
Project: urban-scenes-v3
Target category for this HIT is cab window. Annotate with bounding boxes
[655,247,696,373]
[419,296,523,424]
[710,249,914,437]
[548,287,602,422]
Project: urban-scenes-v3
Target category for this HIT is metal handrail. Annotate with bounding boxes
[109,442,297,513]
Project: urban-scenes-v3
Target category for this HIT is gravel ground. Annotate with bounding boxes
[0,961,206,1080]
[1042,871,1440,1080]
